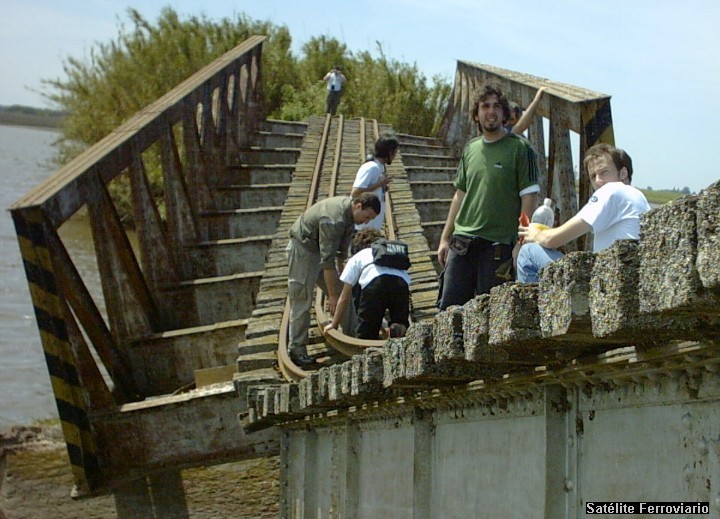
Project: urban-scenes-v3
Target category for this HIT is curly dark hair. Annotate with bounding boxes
[374,133,399,160]
[351,228,384,254]
[471,84,511,126]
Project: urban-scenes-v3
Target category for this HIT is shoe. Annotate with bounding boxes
[388,323,407,338]
[289,350,315,367]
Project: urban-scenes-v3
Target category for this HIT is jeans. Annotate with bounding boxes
[438,235,512,310]
[516,242,565,283]
[325,90,342,115]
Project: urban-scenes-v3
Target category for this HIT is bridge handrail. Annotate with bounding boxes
[11,35,266,223]
[7,35,267,494]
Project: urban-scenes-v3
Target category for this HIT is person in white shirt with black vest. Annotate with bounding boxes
[324,228,410,340]
[351,133,399,231]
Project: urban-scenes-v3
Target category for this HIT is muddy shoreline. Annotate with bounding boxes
[0,424,280,518]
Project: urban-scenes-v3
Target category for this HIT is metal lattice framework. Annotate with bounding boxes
[9,36,267,496]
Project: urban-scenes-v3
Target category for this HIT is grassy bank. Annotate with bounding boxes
[641,188,685,205]
[0,421,279,518]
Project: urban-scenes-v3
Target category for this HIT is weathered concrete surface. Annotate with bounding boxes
[275,341,720,518]
[591,236,718,344]
[538,251,595,339]
[382,321,482,387]
[298,372,325,411]
[351,347,385,396]
[433,303,507,380]
[399,322,435,380]
[639,187,720,326]
[696,180,720,290]
[589,240,641,339]
[639,195,704,314]
[487,282,574,364]
[462,295,508,364]
[433,305,465,363]
[383,337,409,387]
[489,282,542,347]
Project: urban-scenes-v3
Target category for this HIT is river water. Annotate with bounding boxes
[0,124,94,428]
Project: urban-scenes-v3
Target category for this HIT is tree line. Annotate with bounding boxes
[41,7,451,167]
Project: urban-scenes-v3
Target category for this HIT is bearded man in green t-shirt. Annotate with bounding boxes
[437,84,540,310]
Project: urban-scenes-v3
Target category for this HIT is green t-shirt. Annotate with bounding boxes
[453,133,539,244]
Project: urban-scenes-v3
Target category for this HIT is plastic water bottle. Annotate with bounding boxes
[531,198,555,229]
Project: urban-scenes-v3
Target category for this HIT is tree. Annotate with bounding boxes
[42,8,297,164]
[40,9,450,223]
[43,9,449,159]
[280,39,450,136]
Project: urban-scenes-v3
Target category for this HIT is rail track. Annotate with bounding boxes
[277,116,430,381]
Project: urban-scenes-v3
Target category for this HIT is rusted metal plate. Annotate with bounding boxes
[90,383,279,492]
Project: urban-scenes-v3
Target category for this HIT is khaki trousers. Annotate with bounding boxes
[287,239,355,354]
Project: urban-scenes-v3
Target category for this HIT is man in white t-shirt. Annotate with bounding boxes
[351,133,399,230]
[516,143,651,282]
[324,228,410,340]
[323,65,346,115]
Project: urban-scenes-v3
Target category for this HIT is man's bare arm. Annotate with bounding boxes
[324,283,353,332]
[512,87,547,135]
[519,214,592,249]
[437,189,465,268]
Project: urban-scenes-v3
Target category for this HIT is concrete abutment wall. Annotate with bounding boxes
[281,370,720,518]
[246,180,720,517]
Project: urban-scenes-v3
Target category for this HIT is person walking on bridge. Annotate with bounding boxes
[516,143,650,282]
[287,193,380,366]
[350,132,399,230]
[437,83,540,310]
[323,65,346,116]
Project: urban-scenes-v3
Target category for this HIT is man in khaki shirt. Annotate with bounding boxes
[287,193,380,366]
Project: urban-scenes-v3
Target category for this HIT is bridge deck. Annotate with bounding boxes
[239,115,443,378]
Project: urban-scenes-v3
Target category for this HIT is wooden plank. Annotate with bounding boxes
[194,364,237,388]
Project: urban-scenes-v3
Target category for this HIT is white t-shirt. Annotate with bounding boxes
[577,182,651,252]
[326,71,345,91]
[353,158,385,230]
[340,248,411,290]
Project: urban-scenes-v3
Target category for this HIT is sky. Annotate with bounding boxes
[2,0,719,193]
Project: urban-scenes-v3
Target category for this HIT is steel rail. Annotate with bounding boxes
[277,114,338,382]
[278,117,406,381]
[314,119,401,356]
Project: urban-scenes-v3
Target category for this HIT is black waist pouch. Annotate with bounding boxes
[449,235,473,256]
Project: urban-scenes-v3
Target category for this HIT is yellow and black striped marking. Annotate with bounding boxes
[582,98,615,148]
[11,208,101,492]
